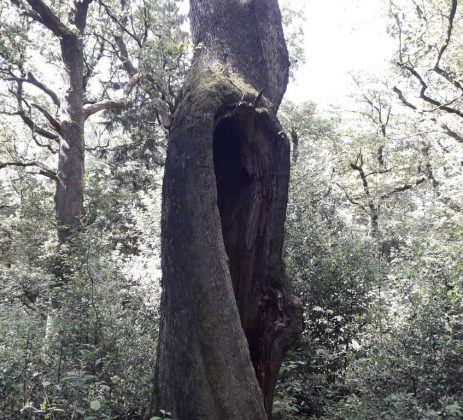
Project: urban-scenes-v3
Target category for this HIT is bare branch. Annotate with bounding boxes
[394,86,463,143]
[441,123,463,143]
[16,110,59,140]
[422,94,462,113]
[31,103,61,132]
[31,132,59,154]
[83,98,126,118]
[380,177,426,200]
[25,72,60,106]
[432,0,462,94]
[6,72,60,106]
[334,182,365,210]
[98,0,143,48]
[114,35,137,77]
[25,0,72,37]
[0,161,57,181]
[351,162,372,199]
[398,64,463,118]
[365,168,392,177]
[74,0,94,33]
[83,73,140,119]
[393,86,417,110]
[9,78,60,140]
[432,66,463,94]
[435,0,457,68]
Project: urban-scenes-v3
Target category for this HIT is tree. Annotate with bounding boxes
[1,0,185,241]
[1,0,187,353]
[5,0,104,242]
[275,101,378,418]
[152,1,302,418]
[3,0,98,353]
[389,0,463,143]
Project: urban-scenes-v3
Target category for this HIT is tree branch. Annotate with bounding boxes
[114,35,137,77]
[350,163,370,193]
[435,0,457,69]
[98,0,143,48]
[31,132,59,154]
[31,103,61,132]
[394,86,463,143]
[0,161,57,181]
[365,168,392,177]
[83,73,140,119]
[10,79,60,140]
[6,72,60,106]
[16,110,59,140]
[25,0,72,37]
[399,64,463,118]
[25,72,60,106]
[441,123,463,143]
[74,0,94,33]
[380,177,426,200]
[335,182,364,209]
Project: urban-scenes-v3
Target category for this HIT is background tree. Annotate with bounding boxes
[271,76,463,420]
[0,0,185,417]
[0,0,187,353]
[390,0,463,143]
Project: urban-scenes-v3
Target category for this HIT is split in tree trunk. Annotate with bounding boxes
[152,2,302,418]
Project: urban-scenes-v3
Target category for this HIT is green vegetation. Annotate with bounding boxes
[1,0,463,418]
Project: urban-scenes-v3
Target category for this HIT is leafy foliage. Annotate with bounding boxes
[1,1,463,419]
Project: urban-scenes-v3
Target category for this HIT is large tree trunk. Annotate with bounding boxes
[55,34,85,243]
[26,0,90,353]
[44,32,86,351]
[152,1,302,419]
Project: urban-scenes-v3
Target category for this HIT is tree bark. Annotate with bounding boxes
[23,0,88,242]
[152,1,302,419]
[55,34,85,243]
[23,0,90,351]
[44,31,86,352]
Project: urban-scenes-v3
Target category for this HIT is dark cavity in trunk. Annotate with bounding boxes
[213,107,282,394]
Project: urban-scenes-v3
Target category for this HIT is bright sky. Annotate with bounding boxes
[286,0,396,106]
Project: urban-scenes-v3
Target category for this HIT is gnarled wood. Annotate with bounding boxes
[153,1,302,418]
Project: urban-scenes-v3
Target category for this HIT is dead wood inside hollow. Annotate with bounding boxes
[213,105,296,415]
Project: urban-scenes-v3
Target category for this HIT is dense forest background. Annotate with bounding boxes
[1,0,462,418]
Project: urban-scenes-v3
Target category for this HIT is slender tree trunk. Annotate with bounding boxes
[151,1,302,419]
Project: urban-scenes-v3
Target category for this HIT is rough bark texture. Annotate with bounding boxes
[23,0,87,241]
[153,1,302,419]
[44,33,86,349]
[56,34,85,243]
[25,0,90,351]
[189,0,289,111]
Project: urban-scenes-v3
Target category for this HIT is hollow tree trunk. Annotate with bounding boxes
[152,1,302,419]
